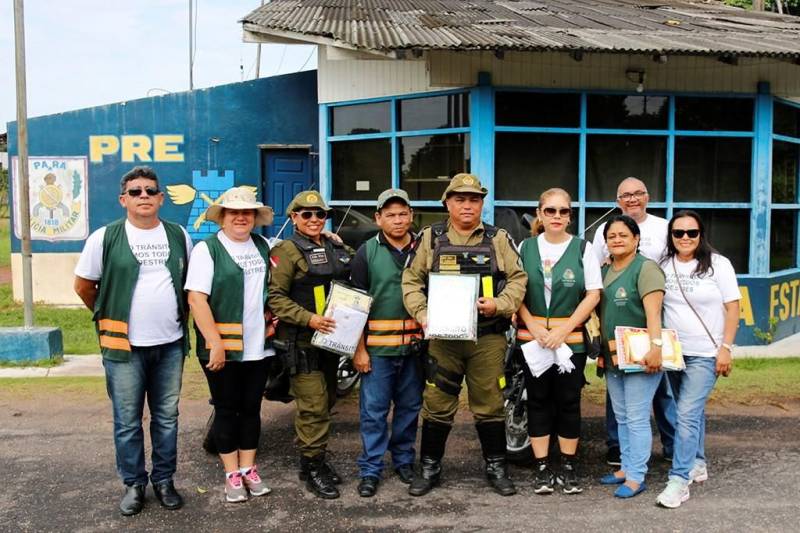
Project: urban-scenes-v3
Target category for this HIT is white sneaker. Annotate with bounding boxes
[656,478,690,509]
[689,463,708,484]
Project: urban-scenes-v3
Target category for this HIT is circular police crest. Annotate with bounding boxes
[306,193,318,203]
[463,176,474,185]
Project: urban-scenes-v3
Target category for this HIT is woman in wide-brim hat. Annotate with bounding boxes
[185,186,277,503]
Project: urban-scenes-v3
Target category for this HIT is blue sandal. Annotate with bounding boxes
[614,482,647,498]
[600,473,625,485]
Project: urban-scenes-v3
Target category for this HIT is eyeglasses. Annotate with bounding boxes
[672,229,700,239]
[124,187,160,197]
[617,190,648,201]
[297,209,328,221]
[541,207,571,217]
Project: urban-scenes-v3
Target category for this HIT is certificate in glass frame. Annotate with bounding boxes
[426,273,479,341]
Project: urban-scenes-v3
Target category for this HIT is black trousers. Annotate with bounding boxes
[202,357,271,454]
[523,352,587,440]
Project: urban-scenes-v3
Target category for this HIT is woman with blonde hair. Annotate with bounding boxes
[516,188,602,495]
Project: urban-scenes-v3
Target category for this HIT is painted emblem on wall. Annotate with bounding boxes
[166,170,255,241]
[12,156,89,241]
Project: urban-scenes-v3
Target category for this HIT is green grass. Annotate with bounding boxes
[0,356,63,368]
[0,218,9,268]
[581,357,800,405]
[0,284,98,354]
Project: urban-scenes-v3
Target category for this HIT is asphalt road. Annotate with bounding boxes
[0,390,798,533]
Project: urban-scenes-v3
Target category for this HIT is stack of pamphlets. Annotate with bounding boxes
[520,341,575,377]
[311,282,373,357]
[614,327,684,372]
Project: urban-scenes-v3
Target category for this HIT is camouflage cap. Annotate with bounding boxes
[286,190,331,215]
[376,188,410,211]
[440,173,488,202]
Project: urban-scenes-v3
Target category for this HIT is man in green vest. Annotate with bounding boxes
[402,173,528,497]
[74,166,192,516]
[350,188,423,498]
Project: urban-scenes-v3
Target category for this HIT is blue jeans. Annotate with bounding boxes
[605,368,664,483]
[667,356,717,482]
[606,372,676,456]
[357,354,423,479]
[103,340,185,486]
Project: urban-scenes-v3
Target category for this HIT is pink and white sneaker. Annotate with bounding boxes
[225,471,248,503]
[242,466,272,497]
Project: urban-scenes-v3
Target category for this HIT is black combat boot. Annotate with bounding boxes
[299,455,340,499]
[408,420,451,497]
[476,421,517,496]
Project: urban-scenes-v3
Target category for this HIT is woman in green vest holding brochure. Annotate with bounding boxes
[185,187,276,503]
[598,214,666,498]
[517,188,602,496]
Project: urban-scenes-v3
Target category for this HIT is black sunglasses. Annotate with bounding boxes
[542,207,572,217]
[297,209,328,221]
[672,229,700,239]
[124,187,160,197]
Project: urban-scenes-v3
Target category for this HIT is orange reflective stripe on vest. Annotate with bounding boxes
[216,323,243,336]
[98,318,128,335]
[99,335,131,352]
[366,332,424,347]
[206,338,244,351]
[367,319,421,331]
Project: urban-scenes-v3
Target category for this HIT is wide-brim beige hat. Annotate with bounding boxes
[206,186,275,226]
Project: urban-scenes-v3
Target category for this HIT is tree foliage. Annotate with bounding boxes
[723,0,799,13]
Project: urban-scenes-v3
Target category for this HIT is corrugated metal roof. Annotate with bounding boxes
[240,0,800,58]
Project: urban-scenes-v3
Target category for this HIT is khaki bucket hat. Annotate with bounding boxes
[286,190,331,215]
[440,173,488,202]
[205,186,275,226]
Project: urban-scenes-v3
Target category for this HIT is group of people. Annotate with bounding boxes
[74,166,739,516]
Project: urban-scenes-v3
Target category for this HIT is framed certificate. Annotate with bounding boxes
[426,273,479,341]
[311,281,373,357]
[614,326,684,372]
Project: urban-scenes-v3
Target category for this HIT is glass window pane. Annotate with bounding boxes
[495,133,579,201]
[331,101,390,135]
[584,208,666,244]
[411,208,448,232]
[495,92,580,127]
[674,137,751,202]
[587,95,668,129]
[329,207,379,250]
[399,93,469,131]
[771,210,797,272]
[675,97,754,131]
[772,141,799,204]
[774,102,800,138]
[400,134,470,201]
[586,135,666,201]
[331,139,391,201]
[693,209,750,274]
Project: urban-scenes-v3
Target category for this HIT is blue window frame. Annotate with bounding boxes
[771,98,800,274]
[321,86,784,275]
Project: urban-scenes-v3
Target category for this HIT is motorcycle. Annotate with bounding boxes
[503,326,533,465]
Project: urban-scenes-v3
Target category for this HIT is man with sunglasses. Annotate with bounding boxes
[268,190,354,499]
[74,166,192,516]
[402,173,527,497]
[591,176,677,468]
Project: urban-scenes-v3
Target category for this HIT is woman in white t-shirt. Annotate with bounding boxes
[655,210,740,509]
[185,187,276,503]
[516,188,602,496]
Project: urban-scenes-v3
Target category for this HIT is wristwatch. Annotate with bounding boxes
[650,338,664,347]
[721,342,734,351]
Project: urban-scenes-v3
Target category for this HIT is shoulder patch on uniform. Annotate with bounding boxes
[270,255,279,268]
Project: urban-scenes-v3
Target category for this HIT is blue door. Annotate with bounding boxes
[262,149,312,238]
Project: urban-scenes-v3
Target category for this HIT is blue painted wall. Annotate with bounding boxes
[7,70,318,252]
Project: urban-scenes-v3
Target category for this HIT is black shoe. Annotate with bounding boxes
[606,447,621,467]
[556,459,583,495]
[485,456,517,496]
[322,459,342,485]
[300,457,340,499]
[395,464,415,484]
[119,484,146,516]
[357,476,380,497]
[533,460,555,495]
[408,457,441,497]
[152,479,184,510]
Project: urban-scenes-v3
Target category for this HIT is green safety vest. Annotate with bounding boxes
[600,253,648,368]
[194,233,272,362]
[364,235,422,356]
[518,236,587,353]
[94,218,189,362]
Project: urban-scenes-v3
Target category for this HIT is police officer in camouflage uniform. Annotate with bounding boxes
[268,191,353,499]
[402,174,528,497]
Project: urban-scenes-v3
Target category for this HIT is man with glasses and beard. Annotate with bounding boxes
[74,166,193,516]
[268,190,354,499]
[591,176,677,468]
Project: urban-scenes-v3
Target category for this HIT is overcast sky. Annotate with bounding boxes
[0,0,316,134]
